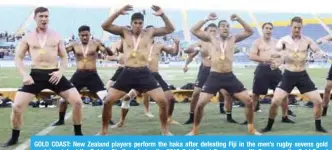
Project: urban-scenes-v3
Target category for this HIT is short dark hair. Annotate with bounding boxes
[291,16,303,25]
[131,12,144,22]
[146,25,154,29]
[34,7,48,16]
[262,22,273,29]
[204,23,217,31]
[218,20,228,27]
[78,25,90,33]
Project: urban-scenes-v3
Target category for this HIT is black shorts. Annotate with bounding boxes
[110,67,124,81]
[195,64,211,88]
[151,72,169,91]
[18,69,74,95]
[253,64,282,95]
[278,70,317,94]
[327,65,332,80]
[112,66,160,93]
[201,71,246,95]
[70,70,105,93]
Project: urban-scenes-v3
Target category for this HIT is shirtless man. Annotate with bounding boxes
[248,22,295,124]
[3,7,83,147]
[107,39,153,120]
[183,23,238,124]
[100,5,174,135]
[261,17,328,133]
[52,25,114,126]
[187,13,261,135]
[105,26,131,90]
[317,35,332,116]
[111,25,180,128]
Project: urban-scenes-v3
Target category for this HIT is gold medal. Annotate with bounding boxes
[83,58,88,62]
[131,33,142,58]
[37,31,48,55]
[132,51,137,57]
[39,49,46,54]
[292,52,298,58]
[220,38,227,61]
[220,55,225,60]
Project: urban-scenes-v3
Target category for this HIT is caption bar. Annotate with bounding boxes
[31,136,331,150]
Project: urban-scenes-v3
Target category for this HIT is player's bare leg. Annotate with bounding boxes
[186,92,213,135]
[322,80,332,116]
[100,88,126,135]
[146,88,172,135]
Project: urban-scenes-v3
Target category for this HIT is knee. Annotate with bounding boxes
[12,103,24,115]
[157,97,167,108]
[244,98,253,108]
[196,102,204,108]
[271,98,282,107]
[72,99,82,109]
[196,98,208,109]
[313,99,323,106]
[104,94,115,104]
[224,95,232,102]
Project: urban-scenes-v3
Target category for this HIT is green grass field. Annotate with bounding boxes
[0,66,332,150]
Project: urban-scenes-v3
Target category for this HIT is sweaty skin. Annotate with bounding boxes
[187,13,261,135]
[276,36,324,72]
[20,30,66,71]
[185,41,212,69]
[100,4,175,135]
[148,40,179,72]
[66,39,112,70]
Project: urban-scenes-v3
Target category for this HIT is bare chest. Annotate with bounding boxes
[73,44,98,57]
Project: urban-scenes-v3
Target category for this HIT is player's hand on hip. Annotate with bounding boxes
[119,4,133,15]
[151,5,164,16]
[49,71,63,85]
[23,74,34,85]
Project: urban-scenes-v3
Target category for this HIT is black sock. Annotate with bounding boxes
[219,102,225,112]
[226,112,232,120]
[189,112,194,119]
[315,120,322,129]
[11,129,20,140]
[59,112,65,121]
[74,125,83,135]
[255,101,260,110]
[323,107,328,115]
[266,118,275,129]
[220,102,224,108]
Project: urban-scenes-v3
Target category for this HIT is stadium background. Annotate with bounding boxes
[0,1,332,149]
[0,6,332,68]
